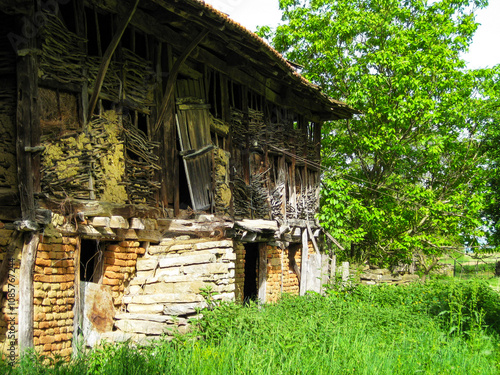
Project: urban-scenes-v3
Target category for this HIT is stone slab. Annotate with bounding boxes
[123,293,204,305]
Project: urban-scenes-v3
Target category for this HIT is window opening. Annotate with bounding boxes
[80,239,103,283]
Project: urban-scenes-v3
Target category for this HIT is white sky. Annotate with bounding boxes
[204,0,500,70]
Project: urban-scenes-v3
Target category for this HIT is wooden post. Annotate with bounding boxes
[15,2,41,354]
[341,261,350,285]
[330,254,337,283]
[72,238,82,355]
[320,253,330,294]
[258,244,267,303]
[18,232,39,352]
[299,229,308,296]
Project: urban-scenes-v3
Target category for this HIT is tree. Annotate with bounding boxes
[262,0,499,269]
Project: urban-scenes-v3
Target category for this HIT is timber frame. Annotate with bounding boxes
[0,0,356,359]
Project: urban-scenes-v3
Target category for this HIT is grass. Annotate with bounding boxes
[2,279,500,374]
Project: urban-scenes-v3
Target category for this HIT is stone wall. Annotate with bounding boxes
[33,231,77,359]
[123,237,236,318]
[358,266,420,285]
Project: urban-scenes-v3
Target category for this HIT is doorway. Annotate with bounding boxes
[243,243,259,303]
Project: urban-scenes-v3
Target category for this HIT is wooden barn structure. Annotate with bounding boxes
[0,0,355,360]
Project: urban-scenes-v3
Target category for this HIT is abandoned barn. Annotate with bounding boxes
[0,0,355,360]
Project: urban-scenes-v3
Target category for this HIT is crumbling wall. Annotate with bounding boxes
[41,111,127,202]
[265,244,301,303]
[33,230,77,359]
[103,241,144,307]
[214,148,231,215]
[234,241,245,302]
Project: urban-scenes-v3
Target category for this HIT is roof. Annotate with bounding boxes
[85,0,357,120]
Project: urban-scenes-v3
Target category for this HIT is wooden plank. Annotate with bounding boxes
[19,232,39,352]
[322,228,345,252]
[88,0,140,118]
[176,114,196,209]
[306,222,321,256]
[321,253,330,294]
[258,244,267,303]
[299,229,308,296]
[330,255,337,283]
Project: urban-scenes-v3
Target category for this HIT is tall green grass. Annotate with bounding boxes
[2,279,499,374]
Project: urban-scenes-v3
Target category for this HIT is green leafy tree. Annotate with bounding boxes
[262,0,499,270]
[482,74,500,247]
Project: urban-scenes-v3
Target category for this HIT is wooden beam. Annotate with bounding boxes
[16,11,38,223]
[18,232,39,352]
[322,227,345,252]
[306,221,321,256]
[153,29,209,134]
[87,0,140,119]
[72,237,82,354]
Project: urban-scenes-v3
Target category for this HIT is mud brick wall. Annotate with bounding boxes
[265,244,302,303]
[0,227,22,362]
[234,242,245,303]
[103,241,144,307]
[33,234,77,359]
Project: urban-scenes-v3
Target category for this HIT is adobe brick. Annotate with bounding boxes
[119,241,140,247]
[107,244,123,253]
[35,258,51,267]
[103,277,120,286]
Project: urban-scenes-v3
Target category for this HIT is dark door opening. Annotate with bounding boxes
[243,243,259,303]
[80,239,103,283]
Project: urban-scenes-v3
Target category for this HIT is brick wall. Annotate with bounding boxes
[33,233,77,359]
[103,241,144,307]
[234,242,245,303]
[265,244,302,303]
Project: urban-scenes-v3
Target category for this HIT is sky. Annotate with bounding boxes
[204,0,500,70]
